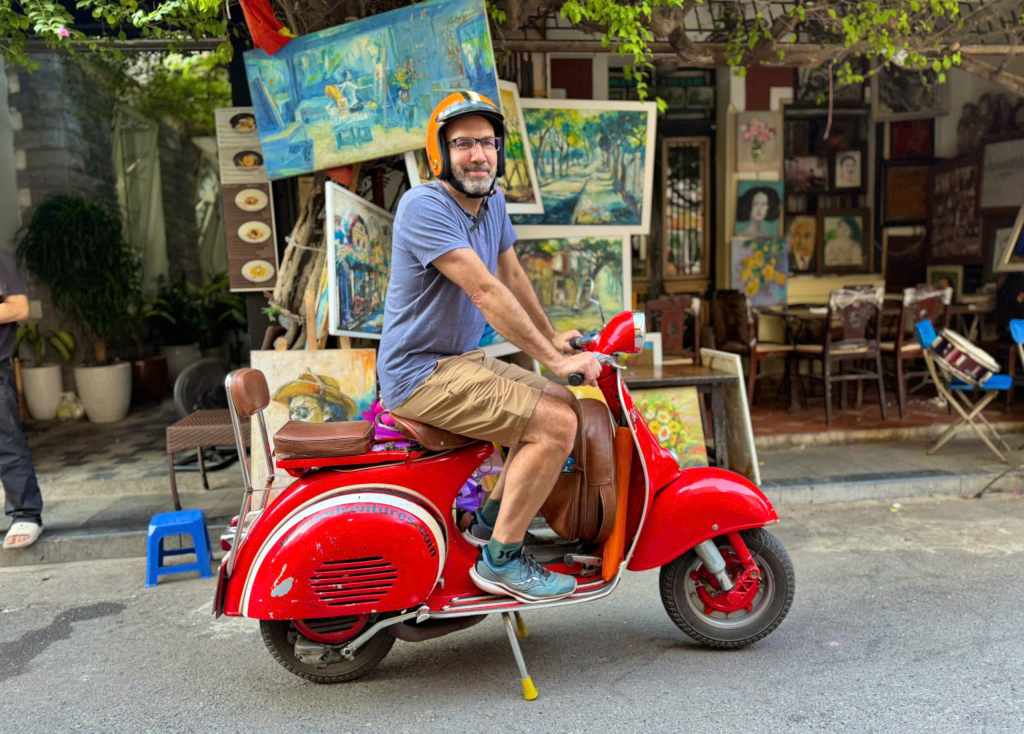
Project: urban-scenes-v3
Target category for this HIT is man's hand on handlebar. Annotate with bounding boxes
[553,352,601,387]
[552,329,584,355]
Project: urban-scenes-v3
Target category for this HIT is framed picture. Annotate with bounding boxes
[784,155,828,192]
[494,80,545,214]
[795,66,864,106]
[736,111,783,173]
[786,215,817,273]
[889,119,934,158]
[925,264,964,302]
[242,0,500,179]
[510,98,658,237]
[997,204,1024,273]
[699,349,761,486]
[686,86,715,109]
[929,156,982,262]
[882,230,927,291]
[980,135,1024,211]
[631,386,708,469]
[785,118,811,157]
[730,237,788,306]
[249,349,378,485]
[624,331,663,368]
[818,208,872,273]
[882,162,931,224]
[734,181,784,237]
[832,149,863,191]
[872,67,949,122]
[326,181,394,339]
[981,212,1020,281]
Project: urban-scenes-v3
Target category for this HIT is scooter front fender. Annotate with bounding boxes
[627,467,778,572]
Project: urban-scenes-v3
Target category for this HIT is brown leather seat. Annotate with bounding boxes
[390,415,477,452]
[274,420,375,461]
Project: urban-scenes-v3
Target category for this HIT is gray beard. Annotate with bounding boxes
[452,163,495,196]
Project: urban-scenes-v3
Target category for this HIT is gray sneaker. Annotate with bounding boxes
[470,547,577,603]
[462,511,493,548]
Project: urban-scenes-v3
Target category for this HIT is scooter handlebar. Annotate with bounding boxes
[568,373,584,386]
[568,336,585,351]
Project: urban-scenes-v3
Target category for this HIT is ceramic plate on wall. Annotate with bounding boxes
[235,188,268,212]
[241,259,275,283]
[238,221,271,243]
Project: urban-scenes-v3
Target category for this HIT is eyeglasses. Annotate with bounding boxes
[447,137,502,152]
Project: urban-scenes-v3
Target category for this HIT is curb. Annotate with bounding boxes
[755,422,1024,450]
[0,520,231,569]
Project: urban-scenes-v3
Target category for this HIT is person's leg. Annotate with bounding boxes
[0,363,44,547]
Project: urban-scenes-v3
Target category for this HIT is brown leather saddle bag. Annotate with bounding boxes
[540,398,618,543]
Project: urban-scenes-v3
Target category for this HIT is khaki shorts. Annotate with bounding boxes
[390,350,548,447]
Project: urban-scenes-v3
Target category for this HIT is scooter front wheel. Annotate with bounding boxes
[260,619,395,683]
[659,528,794,649]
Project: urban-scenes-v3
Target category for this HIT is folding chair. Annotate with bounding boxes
[973,320,1024,497]
[915,320,1012,463]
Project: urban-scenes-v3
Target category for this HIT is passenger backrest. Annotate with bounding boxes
[229,368,270,420]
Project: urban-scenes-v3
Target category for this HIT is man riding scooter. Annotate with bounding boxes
[377,92,602,603]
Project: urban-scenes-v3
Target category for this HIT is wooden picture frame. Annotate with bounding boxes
[662,137,711,280]
[925,264,964,303]
[980,134,1024,213]
[981,212,1020,282]
[832,149,864,191]
[928,155,982,263]
[817,208,872,274]
[888,119,934,159]
[996,204,1024,273]
[882,229,927,291]
[882,161,931,225]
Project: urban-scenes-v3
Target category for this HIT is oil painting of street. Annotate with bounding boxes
[479,236,628,347]
[243,0,499,178]
[327,182,394,338]
[510,99,657,237]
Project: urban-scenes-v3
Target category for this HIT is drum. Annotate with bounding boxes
[932,329,1000,386]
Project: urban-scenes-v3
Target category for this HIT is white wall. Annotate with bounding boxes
[0,58,22,254]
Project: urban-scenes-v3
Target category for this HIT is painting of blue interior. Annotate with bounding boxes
[243,0,499,179]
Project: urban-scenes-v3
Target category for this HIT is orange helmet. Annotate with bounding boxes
[425,91,505,186]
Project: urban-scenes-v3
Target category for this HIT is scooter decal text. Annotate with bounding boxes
[279,503,437,557]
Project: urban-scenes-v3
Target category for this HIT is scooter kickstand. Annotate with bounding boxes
[502,612,538,700]
[513,611,529,639]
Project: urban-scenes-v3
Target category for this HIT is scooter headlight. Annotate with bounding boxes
[632,312,646,351]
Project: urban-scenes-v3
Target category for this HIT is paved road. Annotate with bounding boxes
[2,495,1023,733]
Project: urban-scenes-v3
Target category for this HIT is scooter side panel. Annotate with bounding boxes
[222,442,492,617]
[626,467,779,572]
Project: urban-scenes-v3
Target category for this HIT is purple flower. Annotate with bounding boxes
[58,27,70,37]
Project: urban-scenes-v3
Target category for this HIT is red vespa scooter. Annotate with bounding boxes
[214,311,794,698]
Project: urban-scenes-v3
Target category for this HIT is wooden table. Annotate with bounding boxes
[623,364,738,470]
[166,409,251,512]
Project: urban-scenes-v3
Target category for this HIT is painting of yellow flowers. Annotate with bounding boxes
[631,386,708,469]
[731,237,788,306]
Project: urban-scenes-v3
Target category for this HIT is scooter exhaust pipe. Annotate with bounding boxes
[694,539,735,592]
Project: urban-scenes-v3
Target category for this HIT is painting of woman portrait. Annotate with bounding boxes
[734,181,784,237]
[819,209,871,273]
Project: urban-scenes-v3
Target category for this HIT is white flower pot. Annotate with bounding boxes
[74,362,132,423]
[161,343,202,387]
[21,363,63,420]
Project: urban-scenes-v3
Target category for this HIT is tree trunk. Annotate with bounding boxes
[960,55,1024,98]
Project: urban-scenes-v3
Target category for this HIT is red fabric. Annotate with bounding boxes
[239,0,294,56]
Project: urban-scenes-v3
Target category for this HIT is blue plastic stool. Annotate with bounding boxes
[146,509,214,587]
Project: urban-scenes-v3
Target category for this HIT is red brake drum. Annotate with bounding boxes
[240,491,447,619]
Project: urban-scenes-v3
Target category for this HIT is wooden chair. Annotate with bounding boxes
[880,285,952,420]
[711,290,793,406]
[644,295,701,363]
[794,286,888,425]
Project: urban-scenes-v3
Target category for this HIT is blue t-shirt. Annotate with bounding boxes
[377,183,517,409]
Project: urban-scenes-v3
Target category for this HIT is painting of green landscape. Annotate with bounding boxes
[510,98,657,237]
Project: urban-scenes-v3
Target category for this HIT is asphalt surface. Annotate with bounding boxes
[2,495,1023,733]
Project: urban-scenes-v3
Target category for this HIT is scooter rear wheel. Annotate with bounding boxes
[260,619,395,683]
[659,528,794,649]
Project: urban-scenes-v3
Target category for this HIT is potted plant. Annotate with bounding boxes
[16,195,140,423]
[14,322,76,420]
[146,273,205,384]
[124,288,168,406]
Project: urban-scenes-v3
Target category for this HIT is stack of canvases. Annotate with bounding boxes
[223,0,707,469]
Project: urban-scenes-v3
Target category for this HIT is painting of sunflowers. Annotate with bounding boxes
[731,237,788,306]
[631,386,708,469]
